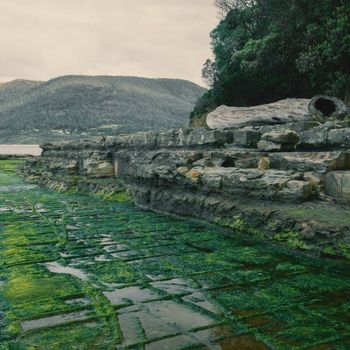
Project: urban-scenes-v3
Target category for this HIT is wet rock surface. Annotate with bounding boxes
[1,160,350,349]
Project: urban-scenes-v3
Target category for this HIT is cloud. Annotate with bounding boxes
[0,0,218,85]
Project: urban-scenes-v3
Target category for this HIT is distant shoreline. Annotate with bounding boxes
[0,145,42,156]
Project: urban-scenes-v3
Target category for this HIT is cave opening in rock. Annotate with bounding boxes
[315,98,336,117]
[221,158,235,167]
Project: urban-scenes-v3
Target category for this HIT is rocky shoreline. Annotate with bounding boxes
[20,96,350,260]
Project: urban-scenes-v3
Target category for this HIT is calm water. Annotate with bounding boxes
[0,144,42,156]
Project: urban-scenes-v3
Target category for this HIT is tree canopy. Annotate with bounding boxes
[192,0,350,117]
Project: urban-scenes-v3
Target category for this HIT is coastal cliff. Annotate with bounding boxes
[21,96,350,260]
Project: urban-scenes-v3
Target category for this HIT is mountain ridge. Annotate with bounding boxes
[0,75,205,144]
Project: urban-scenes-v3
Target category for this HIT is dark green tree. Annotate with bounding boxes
[192,0,350,117]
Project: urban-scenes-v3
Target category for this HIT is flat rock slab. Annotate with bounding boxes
[207,98,310,130]
[117,300,217,348]
[324,171,350,200]
[21,310,91,332]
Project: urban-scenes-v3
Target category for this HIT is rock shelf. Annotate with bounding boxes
[21,97,350,259]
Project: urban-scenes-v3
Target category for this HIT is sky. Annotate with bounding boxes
[0,0,219,86]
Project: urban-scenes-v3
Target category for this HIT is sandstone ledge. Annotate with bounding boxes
[20,105,350,260]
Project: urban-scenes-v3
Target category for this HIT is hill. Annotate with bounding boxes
[0,75,205,144]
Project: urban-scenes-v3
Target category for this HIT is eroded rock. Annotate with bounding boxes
[325,171,350,201]
[308,95,349,118]
[20,94,350,258]
[206,98,310,130]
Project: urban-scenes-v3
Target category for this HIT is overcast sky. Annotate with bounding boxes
[0,0,218,86]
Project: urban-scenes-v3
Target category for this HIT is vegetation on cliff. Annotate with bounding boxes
[192,0,350,118]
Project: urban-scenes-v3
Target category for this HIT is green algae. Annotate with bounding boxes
[214,216,266,239]
[285,206,350,226]
[42,175,132,204]
[0,160,25,175]
[273,230,311,251]
[1,161,350,349]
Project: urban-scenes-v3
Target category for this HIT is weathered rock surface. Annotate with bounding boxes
[207,98,310,130]
[20,95,350,259]
[207,95,349,131]
[325,171,350,201]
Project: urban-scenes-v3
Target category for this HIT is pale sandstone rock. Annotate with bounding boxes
[207,98,310,130]
[324,171,350,200]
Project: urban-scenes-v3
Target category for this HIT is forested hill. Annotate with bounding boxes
[192,0,350,119]
[0,75,205,144]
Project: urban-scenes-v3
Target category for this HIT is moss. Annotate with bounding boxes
[18,322,110,349]
[190,112,208,128]
[82,284,122,345]
[284,206,350,226]
[4,272,78,305]
[214,216,265,239]
[0,160,25,186]
[0,160,25,174]
[273,230,311,250]
[338,242,350,260]
[101,190,132,203]
[323,246,338,256]
[78,260,144,284]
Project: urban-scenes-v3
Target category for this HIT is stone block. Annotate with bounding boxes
[299,129,328,148]
[257,140,284,152]
[268,151,350,173]
[262,129,300,145]
[82,159,114,178]
[324,171,350,200]
[232,129,261,147]
[328,128,350,147]
[342,173,350,200]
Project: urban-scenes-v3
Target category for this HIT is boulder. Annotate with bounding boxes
[206,98,310,130]
[280,180,314,202]
[257,130,300,152]
[82,159,114,178]
[232,128,262,147]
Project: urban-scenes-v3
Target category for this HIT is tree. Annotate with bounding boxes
[215,0,255,17]
[193,0,350,116]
